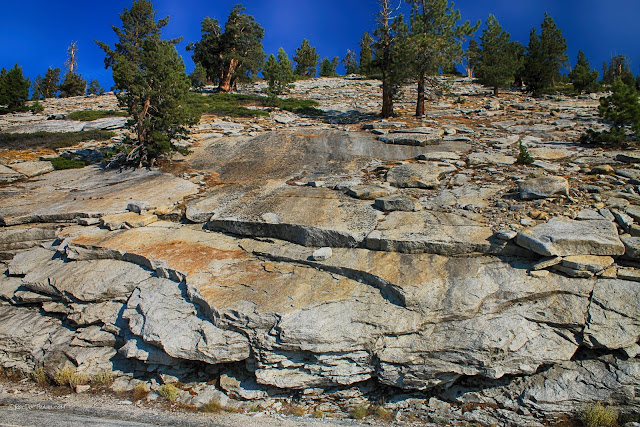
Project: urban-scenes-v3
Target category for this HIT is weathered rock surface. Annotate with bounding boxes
[386,162,457,188]
[516,218,625,257]
[518,176,569,200]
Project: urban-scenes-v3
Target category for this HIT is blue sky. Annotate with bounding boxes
[1,1,639,88]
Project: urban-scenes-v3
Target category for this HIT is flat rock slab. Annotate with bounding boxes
[9,161,54,178]
[0,164,25,184]
[365,210,496,255]
[518,176,569,200]
[346,184,392,200]
[468,152,516,167]
[204,186,383,248]
[516,218,625,257]
[374,195,420,212]
[378,133,441,146]
[0,166,198,226]
[386,162,457,189]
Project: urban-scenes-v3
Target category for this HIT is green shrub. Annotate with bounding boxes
[581,402,618,427]
[66,110,128,121]
[350,404,370,419]
[50,157,87,170]
[375,406,393,420]
[516,141,535,165]
[0,130,116,150]
[158,383,180,402]
[187,92,323,118]
[30,101,45,114]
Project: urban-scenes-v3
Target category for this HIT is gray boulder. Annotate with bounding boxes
[518,176,569,200]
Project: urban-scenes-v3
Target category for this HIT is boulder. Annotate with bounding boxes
[518,176,569,200]
[516,218,625,257]
[378,133,440,146]
[346,184,392,200]
[386,163,456,189]
[9,161,54,178]
[374,195,420,212]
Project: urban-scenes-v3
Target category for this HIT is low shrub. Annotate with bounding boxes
[53,367,88,388]
[158,383,180,402]
[91,370,114,386]
[516,141,535,165]
[581,402,618,427]
[350,404,370,420]
[201,399,223,413]
[132,383,150,400]
[30,367,49,386]
[0,130,116,150]
[50,157,87,170]
[66,110,128,121]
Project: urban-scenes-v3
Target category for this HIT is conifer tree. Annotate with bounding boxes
[568,50,599,94]
[188,5,265,92]
[405,0,478,116]
[59,72,86,97]
[189,63,208,89]
[293,39,320,77]
[343,50,359,75]
[87,79,105,95]
[476,15,521,96]
[96,0,199,166]
[373,0,410,118]
[263,48,294,94]
[319,58,337,77]
[42,68,61,98]
[465,38,480,78]
[359,32,375,75]
[523,13,567,95]
[0,64,30,112]
[602,55,635,87]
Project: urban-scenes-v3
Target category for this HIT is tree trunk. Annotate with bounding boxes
[219,58,239,92]
[494,86,499,96]
[416,71,425,117]
[381,78,394,118]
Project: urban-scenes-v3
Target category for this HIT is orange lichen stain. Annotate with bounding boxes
[0,149,56,163]
[133,241,249,275]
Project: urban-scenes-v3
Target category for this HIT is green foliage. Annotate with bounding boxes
[405,0,479,115]
[59,72,86,98]
[66,109,128,121]
[97,0,200,166]
[30,101,45,114]
[602,55,635,87]
[516,141,535,165]
[581,403,618,427]
[0,130,116,150]
[33,68,61,99]
[263,48,295,94]
[0,64,30,112]
[350,405,370,419]
[582,77,640,145]
[359,32,375,75]
[466,38,481,77]
[319,57,339,77]
[158,383,179,402]
[187,92,323,118]
[50,157,88,170]
[87,79,105,95]
[188,5,265,92]
[374,0,411,118]
[189,63,208,89]
[476,15,521,95]
[293,39,320,77]
[569,50,600,94]
[342,49,359,75]
[523,13,568,96]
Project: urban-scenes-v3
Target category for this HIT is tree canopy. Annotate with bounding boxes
[568,50,599,94]
[96,0,198,166]
[523,13,568,95]
[263,48,295,94]
[293,39,320,78]
[476,15,521,95]
[188,5,265,92]
[0,65,30,112]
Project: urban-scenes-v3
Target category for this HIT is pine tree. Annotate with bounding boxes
[342,49,359,75]
[465,38,480,78]
[31,76,43,100]
[602,55,635,87]
[59,72,86,97]
[0,64,30,112]
[523,13,567,95]
[373,0,410,118]
[263,48,294,94]
[87,79,105,95]
[96,0,199,166]
[568,50,599,94]
[189,63,208,89]
[293,39,320,78]
[476,15,521,96]
[405,0,479,116]
[42,68,61,98]
[319,58,336,77]
[359,32,375,75]
[187,5,265,92]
